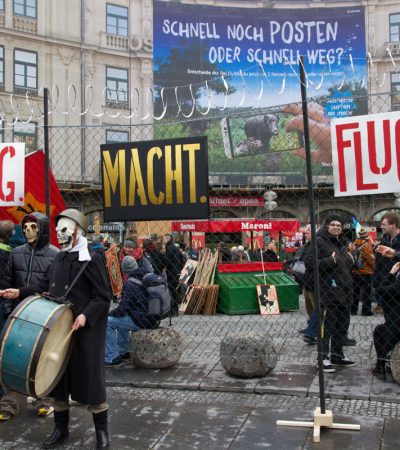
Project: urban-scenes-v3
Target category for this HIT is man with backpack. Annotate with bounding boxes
[350,228,375,316]
[105,256,161,367]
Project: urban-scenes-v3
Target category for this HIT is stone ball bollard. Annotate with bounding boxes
[220,332,278,378]
[390,342,400,384]
[129,327,183,369]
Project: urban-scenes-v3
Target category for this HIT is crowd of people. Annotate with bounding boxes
[293,212,400,378]
[1,209,400,447]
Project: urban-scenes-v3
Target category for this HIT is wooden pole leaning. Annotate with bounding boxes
[276,56,360,443]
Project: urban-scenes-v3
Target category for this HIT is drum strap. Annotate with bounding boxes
[58,260,90,302]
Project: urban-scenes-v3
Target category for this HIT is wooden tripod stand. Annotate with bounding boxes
[277,407,360,443]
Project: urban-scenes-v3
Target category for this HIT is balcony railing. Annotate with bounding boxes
[100,32,129,51]
[13,15,37,34]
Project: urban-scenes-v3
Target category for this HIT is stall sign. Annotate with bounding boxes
[172,219,299,233]
[101,136,209,221]
[209,196,264,208]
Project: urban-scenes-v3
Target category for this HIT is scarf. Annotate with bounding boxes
[69,235,91,261]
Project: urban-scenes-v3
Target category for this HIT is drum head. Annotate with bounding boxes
[35,307,74,397]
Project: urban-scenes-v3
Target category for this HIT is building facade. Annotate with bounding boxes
[0,0,399,232]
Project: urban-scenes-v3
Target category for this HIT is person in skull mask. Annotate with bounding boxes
[0,212,58,421]
[41,209,111,450]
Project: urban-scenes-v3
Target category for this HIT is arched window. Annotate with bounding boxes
[317,209,355,228]
[372,208,400,227]
[259,210,296,219]
[210,210,237,219]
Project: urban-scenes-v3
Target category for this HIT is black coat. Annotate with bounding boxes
[305,228,353,307]
[3,212,58,317]
[109,268,159,329]
[48,251,110,405]
[164,242,184,279]
[374,233,400,287]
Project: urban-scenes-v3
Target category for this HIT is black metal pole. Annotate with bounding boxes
[299,56,326,414]
[44,87,50,234]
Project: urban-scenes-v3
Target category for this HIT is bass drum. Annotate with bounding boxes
[0,295,73,398]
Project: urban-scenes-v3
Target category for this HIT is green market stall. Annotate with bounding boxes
[172,218,300,314]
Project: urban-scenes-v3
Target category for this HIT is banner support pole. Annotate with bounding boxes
[276,56,360,442]
[43,87,51,234]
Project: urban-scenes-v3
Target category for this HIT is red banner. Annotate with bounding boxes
[172,219,299,233]
[209,196,264,208]
[0,151,66,246]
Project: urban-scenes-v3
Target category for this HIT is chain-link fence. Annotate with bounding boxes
[3,90,400,384]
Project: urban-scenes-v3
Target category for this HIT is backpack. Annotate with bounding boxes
[353,244,366,270]
[129,273,171,319]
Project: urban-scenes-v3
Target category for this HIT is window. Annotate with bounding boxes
[106,130,129,143]
[0,46,4,86]
[13,120,37,153]
[0,0,4,12]
[106,67,128,107]
[106,4,128,36]
[391,73,400,110]
[390,14,400,42]
[14,49,37,93]
[14,0,36,18]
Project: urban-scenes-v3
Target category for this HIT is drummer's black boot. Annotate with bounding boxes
[93,410,110,449]
[42,410,69,449]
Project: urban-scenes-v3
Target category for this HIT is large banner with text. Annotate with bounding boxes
[101,136,209,221]
[153,2,367,184]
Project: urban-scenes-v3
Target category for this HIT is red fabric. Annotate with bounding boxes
[217,262,284,273]
[0,150,65,246]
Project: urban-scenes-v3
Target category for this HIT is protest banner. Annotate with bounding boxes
[332,111,400,196]
[0,143,25,207]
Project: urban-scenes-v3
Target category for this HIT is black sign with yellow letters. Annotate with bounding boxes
[101,136,209,221]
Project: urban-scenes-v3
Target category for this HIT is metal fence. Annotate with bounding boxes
[4,90,400,384]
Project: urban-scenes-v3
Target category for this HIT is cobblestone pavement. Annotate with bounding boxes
[114,386,400,419]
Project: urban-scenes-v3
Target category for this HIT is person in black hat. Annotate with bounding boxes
[305,213,356,373]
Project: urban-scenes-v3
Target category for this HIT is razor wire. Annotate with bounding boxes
[10,90,387,386]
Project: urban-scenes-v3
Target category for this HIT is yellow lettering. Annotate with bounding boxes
[147,147,165,205]
[165,145,183,204]
[102,150,127,207]
[183,143,200,203]
[128,148,148,205]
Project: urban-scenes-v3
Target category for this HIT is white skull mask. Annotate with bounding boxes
[23,221,39,244]
[56,217,82,251]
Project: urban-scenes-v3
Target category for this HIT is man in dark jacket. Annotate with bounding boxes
[163,234,184,315]
[0,212,59,420]
[305,214,355,373]
[373,212,400,313]
[105,256,159,366]
[42,209,111,449]
[372,261,400,379]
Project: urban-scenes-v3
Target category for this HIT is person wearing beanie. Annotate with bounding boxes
[121,238,153,277]
[105,256,159,367]
[351,228,375,316]
[305,213,355,373]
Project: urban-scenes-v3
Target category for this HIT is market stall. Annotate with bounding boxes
[172,219,301,315]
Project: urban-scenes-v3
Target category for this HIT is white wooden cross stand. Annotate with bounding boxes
[277,407,360,443]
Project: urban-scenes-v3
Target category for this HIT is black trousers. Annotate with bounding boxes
[373,306,400,361]
[351,274,373,315]
[321,304,350,361]
[167,276,180,312]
